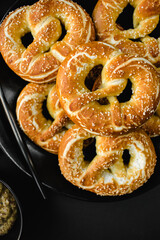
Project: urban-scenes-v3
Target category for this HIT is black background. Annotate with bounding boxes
[0,0,160,239]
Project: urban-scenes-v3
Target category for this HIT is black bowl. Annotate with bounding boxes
[0,180,23,240]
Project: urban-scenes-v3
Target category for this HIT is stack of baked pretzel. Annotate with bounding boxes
[0,0,160,196]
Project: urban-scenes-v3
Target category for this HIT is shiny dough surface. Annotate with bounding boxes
[58,125,157,196]
[57,41,160,136]
[93,0,160,67]
[16,82,73,154]
[0,0,95,83]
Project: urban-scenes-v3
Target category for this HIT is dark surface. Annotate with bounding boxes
[0,0,160,239]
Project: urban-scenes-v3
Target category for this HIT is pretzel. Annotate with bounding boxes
[57,41,160,136]
[58,125,156,196]
[16,82,73,154]
[0,0,95,83]
[92,0,160,67]
[91,63,160,137]
[142,103,160,137]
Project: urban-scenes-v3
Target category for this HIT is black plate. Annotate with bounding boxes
[0,0,160,202]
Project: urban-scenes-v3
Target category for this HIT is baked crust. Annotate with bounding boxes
[57,41,160,136]
[16,82,73,154]
[92,0,160,66]
[142,103,160,137]
[58,125,157,196]
[0,0,95,83]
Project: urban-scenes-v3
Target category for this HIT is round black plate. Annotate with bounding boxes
[0,0,160,202]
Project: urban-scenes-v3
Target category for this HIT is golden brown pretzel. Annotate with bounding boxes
[57,41,160,136]
[0,0,95,83]
[16,83,73,154]
[92,70,160,137]
[142,103,160,137]
[58,125,156,196]
[92,0,160,67]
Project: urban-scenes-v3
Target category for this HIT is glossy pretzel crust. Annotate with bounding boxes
[93,0,160,66]
[58,125,157,196]
[0,0,95,83]
[142,103,160,137]
[16,83,73,154]
[57,41,160,136]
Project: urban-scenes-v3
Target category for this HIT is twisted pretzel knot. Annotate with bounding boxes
[58,125,156,196]
[0,0,95,83]
[16,82,73,154]
[93,0,160,66]
[57,41,160,136]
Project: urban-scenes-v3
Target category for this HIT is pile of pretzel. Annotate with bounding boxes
[0,0,160,196]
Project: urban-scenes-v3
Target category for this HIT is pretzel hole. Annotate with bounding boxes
[155,62,160,68]
[117,79,132,103]
[130,38,141,42]
[97,97,109,105]
[116,4,134,30]
[42,99,54,121]
[155,111,160,117]
[21,32,34,48]
[149,21,160,39]
[85,64,103,91]
[83,138,96,162]
[122,149,130,166]
[58,22,67,41]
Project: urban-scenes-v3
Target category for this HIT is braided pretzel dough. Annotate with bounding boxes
[92,0,160,67]
[0,0,95,83]
[57,41,160,136]
[16,83,73,154]
[58,125,156,196]
[142,103,160,137]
